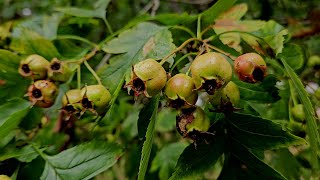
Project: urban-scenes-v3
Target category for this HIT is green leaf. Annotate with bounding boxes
[281,59,320,162]
[150,142,188,180]
[201,0,237,28]
[40,140,123,180]
[138,96,160,139]
[278,43,305,71]
[219,139,286,180]
[233,75,280,103]
[10,28,60,60]
[0,50,30,103]
[55,0,110,19]
[227,112,306,151]
[170,135,225,179]
[0,98,31,142]
[254,20,288,55]
[151,13,197,26]
[156,108,176,133]
[138,95,160,180]
[0,145,43,163]
[265,149,303,179]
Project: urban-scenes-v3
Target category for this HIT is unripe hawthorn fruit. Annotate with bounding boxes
[210,81,240,108]
[0,175,11,180]
[291,104,305,122]
[18,54,50,80]
[307,55,320,69]
[81,84,111,114]
[126,59,167,97]
[190,52,232,95]
[27,80,58,108]
[234,52,267,83]
[62,89,84,113]
[165,74,198,109]
[48,58,72,82]
[176,107,210,141]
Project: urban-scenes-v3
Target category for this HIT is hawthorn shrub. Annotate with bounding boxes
[0,0,320,179]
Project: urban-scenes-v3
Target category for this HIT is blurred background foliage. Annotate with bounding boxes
[1,0,320,179]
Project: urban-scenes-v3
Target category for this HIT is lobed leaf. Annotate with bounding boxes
[278,43,305,71]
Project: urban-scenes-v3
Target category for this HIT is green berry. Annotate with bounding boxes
[291,104,305,122]
[48,58,72,83]
[210,81,240,108]
[190,52,232,95]
[28,80,58,108]
[165,73,198,109]
[126,59,167,97]
[81,84,111,114]
[18,54,50,80]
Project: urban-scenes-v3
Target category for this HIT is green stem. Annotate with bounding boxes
[84,60,102,85]
[56,35,99,49]
[159,37,200,65]
[170,52,198,73]
[31,143,48,161]
[197,14,202,39]
[103,18,114,35]
[170,25,196,38]
[77,66,81,89]
[289,80,299,106]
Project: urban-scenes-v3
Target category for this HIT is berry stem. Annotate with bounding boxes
[84,60,102,85]
[197,14,202,40]
[57,35,99,49]
[160,37,200,65]
[204,43,237,60]
[77,65,81,89]
[103,17,114,35]
[170,52,198,73]
[171,25,196,38]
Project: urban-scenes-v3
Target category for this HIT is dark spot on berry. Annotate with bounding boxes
[170,98,185,109]
[133,78,145,92]
[252,67,264,81]
[22,64,30,73]
[313,64,320,70]
[82,98,92,109]
[32,89,42,98]
[64,105,75,113]
[51,62,61,71]
[203,79,217,95]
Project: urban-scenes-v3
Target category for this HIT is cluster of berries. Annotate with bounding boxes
[125,52,267,141]
[18,55,111,117]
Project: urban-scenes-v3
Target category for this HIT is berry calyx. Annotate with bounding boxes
[126,59,167,97]
[18,54,50,80]
[27,80,58,108]
[48,58,72,83]
[176,107,210,141]
[190,52,232,95]
[81,84,111,114]
[165,73,198,109]
[234,52,267,83]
